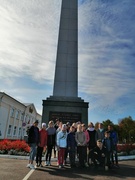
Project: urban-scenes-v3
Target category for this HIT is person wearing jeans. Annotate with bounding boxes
[27,120,39,169]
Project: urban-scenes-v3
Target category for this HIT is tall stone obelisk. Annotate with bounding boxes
[42,0,89,125]
[53,0,78,97]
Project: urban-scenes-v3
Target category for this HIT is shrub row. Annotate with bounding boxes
[0,139,30,155]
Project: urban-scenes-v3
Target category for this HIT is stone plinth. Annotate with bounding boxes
[42,96,88,125]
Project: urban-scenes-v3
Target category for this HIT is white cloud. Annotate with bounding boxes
[0,0,61,83]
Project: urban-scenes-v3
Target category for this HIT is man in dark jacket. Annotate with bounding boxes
[90,139,107,170]
[26,120,39,169]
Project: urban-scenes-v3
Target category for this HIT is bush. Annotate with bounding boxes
[0,139,30,155]
[117,144,135,155]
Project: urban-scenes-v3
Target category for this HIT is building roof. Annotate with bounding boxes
[0,92,40,115]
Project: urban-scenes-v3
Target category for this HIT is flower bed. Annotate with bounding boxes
[0,139,30,156]
[117,144,135,156]
[0,140,135,156]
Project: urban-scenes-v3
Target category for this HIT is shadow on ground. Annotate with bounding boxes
[32,160,135,180]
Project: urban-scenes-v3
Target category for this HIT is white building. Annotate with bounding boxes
[0,92,42,140]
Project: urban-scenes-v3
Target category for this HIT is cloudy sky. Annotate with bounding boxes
[0,0,135,124]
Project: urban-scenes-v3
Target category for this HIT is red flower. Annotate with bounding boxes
[117,144,135,153]
[0,139,30,153]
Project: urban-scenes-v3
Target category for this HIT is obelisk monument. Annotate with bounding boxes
[42,0,89,125]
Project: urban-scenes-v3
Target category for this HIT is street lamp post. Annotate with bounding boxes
[21,112,25,140]
[0,123,1,137]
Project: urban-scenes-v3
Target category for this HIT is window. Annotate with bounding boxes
[16,110,20,119]
[25,115,28,122]
[13,126,17,136]
[27,116,31,124]
[21,113,24,121]
[18,127,21,136]
[10,108,15,117]
[7,125,12,136]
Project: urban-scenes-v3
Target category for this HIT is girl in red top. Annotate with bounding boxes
[36,123,48,167]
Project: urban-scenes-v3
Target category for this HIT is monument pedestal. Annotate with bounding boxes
[42,96,89,125]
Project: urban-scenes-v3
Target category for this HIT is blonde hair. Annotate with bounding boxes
[72,123,77,128]
[48,120,54,126]
[77,124,82,132]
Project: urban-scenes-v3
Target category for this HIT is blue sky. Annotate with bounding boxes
[0,0,135,125]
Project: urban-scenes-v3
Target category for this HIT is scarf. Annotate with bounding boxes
[88,127,95,131]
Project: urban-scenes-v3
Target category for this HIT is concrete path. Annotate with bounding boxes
[0,157,135,180]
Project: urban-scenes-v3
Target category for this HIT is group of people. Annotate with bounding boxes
[26,119,119,171]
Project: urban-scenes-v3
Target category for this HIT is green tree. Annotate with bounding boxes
[129,129,135,142]
[102,119,114,130]
[118,116,135,143]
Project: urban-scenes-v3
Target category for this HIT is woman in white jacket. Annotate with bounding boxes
[56,124,67,168]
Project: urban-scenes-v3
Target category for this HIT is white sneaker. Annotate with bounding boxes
[29,164,35,169]
[45,161,48,166]
[48,161,51,166]
[85,162,89,167]
[35,164,38,168]
[59,165,62,169]
[26,164,30,168]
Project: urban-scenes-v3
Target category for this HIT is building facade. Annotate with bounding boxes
[0,92,41,140]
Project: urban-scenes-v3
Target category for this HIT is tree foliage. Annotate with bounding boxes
[118,116,135,142]
[96,116,135,143]
[102,119,114,130]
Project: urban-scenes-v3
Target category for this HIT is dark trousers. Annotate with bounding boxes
[111,145,118,164]
[91,153,105,166]
[54,146,56,157]
[84,146,88,163]
[69,149,76,166]
[106,151,112,166]
[88,146,96,165]
[77,146,85,166]
[36,146,43,165]
[46,145,53,162]
[64,147,68,162]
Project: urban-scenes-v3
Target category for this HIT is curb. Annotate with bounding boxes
[0,154,135,161]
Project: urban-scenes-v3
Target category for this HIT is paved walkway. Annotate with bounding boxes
[0,156,135,180]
